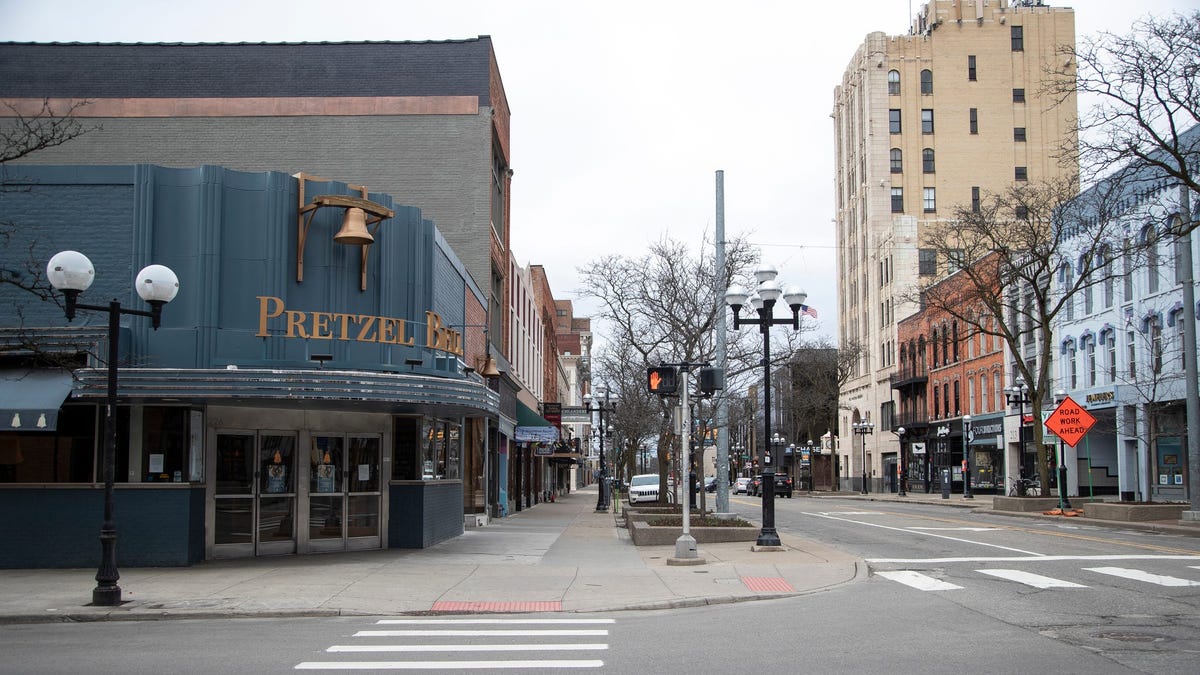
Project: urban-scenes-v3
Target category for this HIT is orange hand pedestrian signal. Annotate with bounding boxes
[646,366,678,395]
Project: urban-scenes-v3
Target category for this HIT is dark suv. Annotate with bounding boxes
[749,473,793,498]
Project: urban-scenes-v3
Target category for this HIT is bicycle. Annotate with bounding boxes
[1008,477,1041,497]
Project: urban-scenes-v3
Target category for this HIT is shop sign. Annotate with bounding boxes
[911,442,926,455]
[255,296,462,355]
[1085,390,1116,407]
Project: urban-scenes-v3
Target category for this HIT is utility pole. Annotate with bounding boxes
[715,169,732,515]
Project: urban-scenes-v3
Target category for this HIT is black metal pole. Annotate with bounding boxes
[964,418,973,499]
[93,300,122,606]
[898,434,907,496]
[595,398,609,512]
[860,429,868,494]
[757,301,780,547]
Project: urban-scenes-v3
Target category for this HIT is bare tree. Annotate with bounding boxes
[909,177,1131,491]
[579,234,813,497]
[1052,11,1200,231]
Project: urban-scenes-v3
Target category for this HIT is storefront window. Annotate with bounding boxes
[393,416,420,480]
[0,405,96,483]
[421,418,461,480]
[140,406,191,482]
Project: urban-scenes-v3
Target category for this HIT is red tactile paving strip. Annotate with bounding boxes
[431,601,563,613]
[741,576,795,592]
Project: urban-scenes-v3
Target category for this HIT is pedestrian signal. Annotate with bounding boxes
[647,366,678,395]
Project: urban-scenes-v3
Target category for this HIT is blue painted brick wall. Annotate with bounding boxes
[0,487,205,568]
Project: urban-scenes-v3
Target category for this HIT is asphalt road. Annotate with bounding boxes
[3,496,1197,673]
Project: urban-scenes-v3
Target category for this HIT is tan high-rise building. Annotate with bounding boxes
[832,0,1076,492]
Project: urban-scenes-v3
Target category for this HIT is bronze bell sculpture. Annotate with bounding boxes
[333,207,373,245]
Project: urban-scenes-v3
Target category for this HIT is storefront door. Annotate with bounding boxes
[308,434,382,552]
[213,430,298,557]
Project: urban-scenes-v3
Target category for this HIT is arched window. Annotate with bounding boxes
[920,69,933,94]
[922,148,935,173]
[1143,223,1160,293]
[890,148,903,173]
[888,69,900,95]
[1080,253,1094,315]
[1098,244,1114,308]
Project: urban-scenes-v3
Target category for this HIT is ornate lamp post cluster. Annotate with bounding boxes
[852,421,874,495]
[962,414,973,499]
[46,250,180,606]
[1005,382,1031,493]
[725,263,809,548]
[584,386,616,512]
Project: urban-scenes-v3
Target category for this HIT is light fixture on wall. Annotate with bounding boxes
[294,172,395,291]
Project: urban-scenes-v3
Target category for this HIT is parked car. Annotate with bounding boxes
[628,473,673,504]
[704,476,717,493]
[746,475,763,496]
[734,477,751,494]
[749,473,793,497]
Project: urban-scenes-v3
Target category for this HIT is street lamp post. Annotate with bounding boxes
[1054,389,1072,510]
[1005,383,1031,495]
[46,250,180,606]
[852,421,874,494]
[805,440,814,492]
[962,415,973,499]
[725,264,809,548]
[895,427,907,496]
[584,386,616,512]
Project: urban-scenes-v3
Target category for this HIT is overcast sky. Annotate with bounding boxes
[1,0,1191,344]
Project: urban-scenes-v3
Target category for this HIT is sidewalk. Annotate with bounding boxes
[0,487,862,625]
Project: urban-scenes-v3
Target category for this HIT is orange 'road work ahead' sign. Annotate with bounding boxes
[1043,395,1097,448]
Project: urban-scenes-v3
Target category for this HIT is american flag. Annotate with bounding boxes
[801,305,819,319]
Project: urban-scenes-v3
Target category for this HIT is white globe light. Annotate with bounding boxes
[783,286,808,308]
[753,263,778,284]
[135,264,180,304]
[757,279,782,303]
[46,250,95,292]
[724,286,749,307]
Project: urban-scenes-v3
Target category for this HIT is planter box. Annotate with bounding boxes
[992,496,1062,513]
[1083,502,1188,522]
[628,520,759,546]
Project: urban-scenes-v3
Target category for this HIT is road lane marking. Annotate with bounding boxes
[375,619,614,625]
[1084,567,1200,587]
[354,630,609,637]
[327,645,608,653]
[866,554,1200,563]
[876,570,963,591]
[296,660,604,669]
[976,569,1087,588]
[909,527,1000,532]
[812,512,1045,556]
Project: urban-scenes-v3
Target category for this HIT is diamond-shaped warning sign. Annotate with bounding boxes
[1043,395,1096,448]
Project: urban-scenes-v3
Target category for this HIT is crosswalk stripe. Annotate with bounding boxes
[876,570,963,591]
[976,569,1087,588]
[1084,567,1200,587]
[355,630,608,637]
[327,644,608,653]
[296,659,604,669]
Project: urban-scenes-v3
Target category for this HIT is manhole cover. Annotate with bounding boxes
[1091,631,1169,643]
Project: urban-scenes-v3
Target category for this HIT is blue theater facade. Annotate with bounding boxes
[0,164,499,567]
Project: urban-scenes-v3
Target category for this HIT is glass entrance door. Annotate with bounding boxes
[213,431,297,557]
[309,434,381,552]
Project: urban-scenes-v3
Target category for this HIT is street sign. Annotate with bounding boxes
[1043,395,1097,448]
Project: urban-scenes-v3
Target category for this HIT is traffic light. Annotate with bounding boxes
[698,367,724,395]
[647,366,678,395]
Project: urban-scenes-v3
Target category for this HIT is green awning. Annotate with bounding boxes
[515,401,558,443]
[516,402,552,427]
